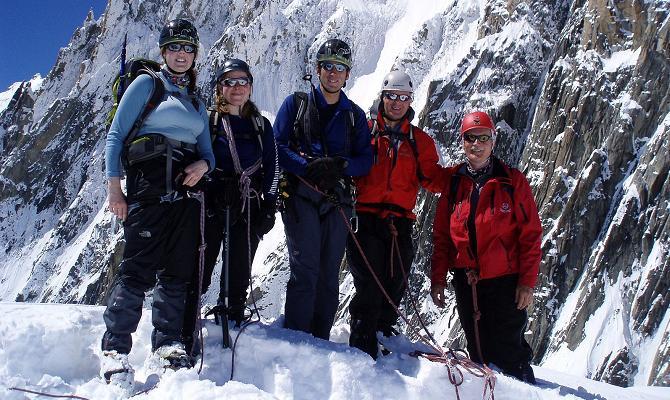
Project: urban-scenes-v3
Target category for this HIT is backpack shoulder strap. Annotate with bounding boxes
[448,173,461,211]
[208,109,220,142]
[123,69,164,147]
[291,91,309,153]
[370,119,379,164]
[251,113,265,153]
[187,87,201,112]
[407,126,425,181]
[344,109,355,156]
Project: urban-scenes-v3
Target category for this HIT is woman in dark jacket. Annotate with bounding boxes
[101,18,214,387]
[431,111,542,384]
[182,58,278,353]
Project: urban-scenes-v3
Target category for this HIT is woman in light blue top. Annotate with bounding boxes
[100,18,213,387]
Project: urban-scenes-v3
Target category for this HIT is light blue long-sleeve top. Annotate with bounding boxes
[105,69,215,178]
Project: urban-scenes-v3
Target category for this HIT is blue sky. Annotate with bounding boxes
[0,1,108,90]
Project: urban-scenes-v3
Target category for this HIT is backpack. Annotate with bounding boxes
[291,91,355,157]
[107,59,164,143]
[107,58,200,150]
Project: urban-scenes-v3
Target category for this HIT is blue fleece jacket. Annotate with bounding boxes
[273,86,372,177]
[105,69,215,178]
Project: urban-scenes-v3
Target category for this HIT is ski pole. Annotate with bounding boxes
[222,205,232,348]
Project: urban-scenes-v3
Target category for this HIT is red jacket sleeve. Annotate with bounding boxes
[414,129,447,193]
[431,173,456,285]
[511,169,543,288]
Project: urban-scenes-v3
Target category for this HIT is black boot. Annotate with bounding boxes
[503,362,536,385]
[349,319,378,360]
[377,324,399,338]
[228,307,246,327]
[519,363,536,384]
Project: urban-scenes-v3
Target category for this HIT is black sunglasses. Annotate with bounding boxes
[219,77,251,87]
[383,92,412,102]
[166,42,196,53]
[463,133,492,143]
[321,62,348,72]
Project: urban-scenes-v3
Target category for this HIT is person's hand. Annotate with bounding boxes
[182,160,209,187]
[431,283,447,308]
[304,157,347,190]
[254,198,277,237]
[515,285,534,310]
[107,178,127,221]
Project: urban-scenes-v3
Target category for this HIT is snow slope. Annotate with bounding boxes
[1,303,668,400]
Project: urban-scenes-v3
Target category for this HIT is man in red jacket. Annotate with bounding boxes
[347,70,445,359]
[430,111,542,383]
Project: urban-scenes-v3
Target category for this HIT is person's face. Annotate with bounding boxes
[462,127,494,166]
[218,70,252,106]
[162,42,196,74]
[381,91,412,121]
[317,62,349,93]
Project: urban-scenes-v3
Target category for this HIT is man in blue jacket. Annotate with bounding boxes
[273,39,372,340]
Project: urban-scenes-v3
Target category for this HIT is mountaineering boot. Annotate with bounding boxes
[154,343,192,370]
[100,350,135,392]
[228,306,248,327]
[376,325,399,356]
[378,324,399,338]
[349,319,379,360]
[519,363,537,385]
[501,362,537,385]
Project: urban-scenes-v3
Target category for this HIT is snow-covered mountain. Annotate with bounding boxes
[0,0,668,390]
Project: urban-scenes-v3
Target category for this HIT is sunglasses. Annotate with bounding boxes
[463,133,492,143]
[321,62,348,72]
[219,77,251,87]
[166,42,196,53]
[383,92,412,102]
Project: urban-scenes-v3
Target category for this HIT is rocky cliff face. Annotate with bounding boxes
[0,0,667,387]
[521,0,670,387]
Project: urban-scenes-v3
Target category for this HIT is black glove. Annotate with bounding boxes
[304,157,348,190]
[254,198,277,237]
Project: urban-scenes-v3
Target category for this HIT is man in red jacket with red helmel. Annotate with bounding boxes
[347,70,446,359]
[430,111,542,384]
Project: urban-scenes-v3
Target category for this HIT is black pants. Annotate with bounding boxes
[182,198,261,342]
[101,197,200,353]
[347,213,414,337]
[451,269,533,372]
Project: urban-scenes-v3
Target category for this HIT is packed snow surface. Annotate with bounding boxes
[1,303,668,399]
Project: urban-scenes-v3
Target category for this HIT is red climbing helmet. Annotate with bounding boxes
[460,111,495,135]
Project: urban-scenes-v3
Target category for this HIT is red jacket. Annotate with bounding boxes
[355,111,445,219]
[431,158,542,287]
